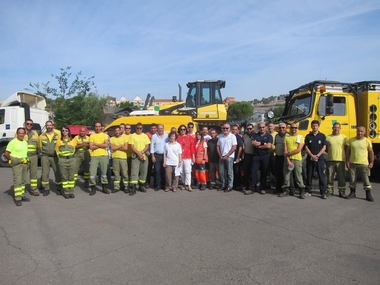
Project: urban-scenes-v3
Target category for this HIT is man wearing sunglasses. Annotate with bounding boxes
[38,120,62,196]
[242,124,255,190]
[279,123,305,198]
[129,123,151,195]
[273,123,288,193]
[217,124,237,192]
[244,122,273,195]
[22,119,40,196]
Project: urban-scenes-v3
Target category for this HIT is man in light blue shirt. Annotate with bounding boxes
[150,124,169,191]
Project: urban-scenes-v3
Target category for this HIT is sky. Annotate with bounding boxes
[1,0,380,102]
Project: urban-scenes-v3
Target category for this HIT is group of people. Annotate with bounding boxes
[5,119,375,206]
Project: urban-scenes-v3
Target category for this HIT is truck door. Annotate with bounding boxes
[320,96,352,137]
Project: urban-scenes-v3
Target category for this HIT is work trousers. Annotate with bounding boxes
[219,157,234,189]
[27,153,38,192]
[41,155,61,191]
[59,157,75,194]
[283,159,305,189]
[165,165,179,189]
[194,163,207,185]
[153,154,165,188]
[145,154,153,186]
[249,154,270,191]
[274,155,285,191]
[326,161,346,195]
[74,150,90,184]
[113,158,129,191]
[130,156,148,185]
[306,159,327,195]
[233,160,242,189]
[242,153,254,189]
[12,163,27,201]
[89,156,108,186]
[208,162,219,186]
[349,163,372,190]
[181,158,192,186]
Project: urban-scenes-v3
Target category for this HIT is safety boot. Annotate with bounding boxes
[299,188,305,199]
[346,188,356,199]
[43,190,50,196]
[129,184,136,196]
[338,189,346,198]
[89,186,96,196]
[124,183,130,194]
[365,190,374,202]
[15,200,22,206]
[139,184,147,193]
[102,184,110,194]
[278,188,289,197]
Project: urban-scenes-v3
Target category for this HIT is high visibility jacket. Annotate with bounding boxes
[73,135,90,151]
[55,138,76,157]
[195,141,208,164]
[39,131,60,156]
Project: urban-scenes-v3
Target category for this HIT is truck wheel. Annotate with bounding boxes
[0,146,11,167]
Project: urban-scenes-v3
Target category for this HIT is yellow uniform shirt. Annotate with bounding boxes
[73,135,90,151]
[347,137,372,165]
[89,132,109,156]
[284,134,304,161]
[110,135,128,159]
[55,139,77,157]
[326,134,347,162]
[129,133,150,152]
[124,134,132,157]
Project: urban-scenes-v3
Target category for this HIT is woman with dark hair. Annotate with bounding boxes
[176,124,195,191]
[163,131,182,192]
[55,125,77,199]
[194,132,208,190]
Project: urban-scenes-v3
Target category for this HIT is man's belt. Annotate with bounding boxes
[42,153,57,157]
[253,152,270,156]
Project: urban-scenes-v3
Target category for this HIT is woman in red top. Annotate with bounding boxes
[194,132,208,190]
[177,124,195,191]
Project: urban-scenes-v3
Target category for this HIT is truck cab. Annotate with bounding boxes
[279,80,358,139]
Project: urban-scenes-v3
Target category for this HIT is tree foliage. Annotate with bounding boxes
[117,101,140,110]
[27,66,106,128]
[227,101,254,122]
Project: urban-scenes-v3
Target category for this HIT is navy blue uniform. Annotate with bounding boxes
[248,132,273,191]
[305,132,327,195]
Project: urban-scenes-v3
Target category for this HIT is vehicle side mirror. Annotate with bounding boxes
[326,94,334,115]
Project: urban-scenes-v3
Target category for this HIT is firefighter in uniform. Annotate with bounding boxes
[22,119,40,196]
[55,126,77,199]
[110,126,129,193]
[129,123,150,195]
[5,127,31,206]
[38,120,62,196]
[73,127,90,187]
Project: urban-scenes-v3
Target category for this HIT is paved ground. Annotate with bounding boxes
[1,167,379,285]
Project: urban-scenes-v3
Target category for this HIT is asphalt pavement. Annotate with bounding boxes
[0,167,379,285]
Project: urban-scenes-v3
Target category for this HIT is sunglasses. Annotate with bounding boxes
[247,128,253,130]
[291,127,298,129]
[26,123,33,126]
[62,129,69,132]
[180,128,186,131]
[280,127,286,129]
[222,127,229,130]
[137,127,143,130]
[125,127,131,129]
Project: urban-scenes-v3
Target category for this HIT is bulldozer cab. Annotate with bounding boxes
[181,80,226,124]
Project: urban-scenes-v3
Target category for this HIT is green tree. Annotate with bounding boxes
[27,66,106,128]
[227,101,254,122]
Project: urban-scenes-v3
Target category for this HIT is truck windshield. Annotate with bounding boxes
[285,95,312,117]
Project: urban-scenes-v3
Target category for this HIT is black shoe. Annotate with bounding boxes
[111,188,118,193]
[15,200,22,206]
[102,184,110,194]
[299,189,305,199]
[338,192,346,198]
[289,190,295,196]
[154,186,160,191]
[89,186,96,196]
[139,184,147,193]
[130,185,136,196]
[63,194,70,199]
[366,190,374,202]
[346,188,356,199]
[278,189,289,197]
[43,190,50,196]
[21,196,30,202]
[200,185,206,191]
[217,186,226,191]
[56,189,62,195]
[69,194,75,198]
